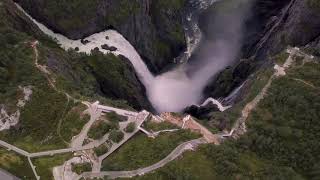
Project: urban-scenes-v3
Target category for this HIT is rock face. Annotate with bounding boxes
[184,103,220,120]
[3,0,43,37]
[88,53,154,111]
[14,0,187,73]
[261,0,320,56]
[203,0,320,99]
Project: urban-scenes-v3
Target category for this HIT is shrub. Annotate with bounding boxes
[71,162,92,175]
[106,111,127,122]
[109,130,124,143]
[124,122,136,133]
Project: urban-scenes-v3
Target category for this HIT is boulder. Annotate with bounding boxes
[184,102,220,120]
[80,39,90,45]
[101,44,117,51]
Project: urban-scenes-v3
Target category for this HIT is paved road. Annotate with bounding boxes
[79,138,207,179]
[0,140,29,157]
[98,105,138,117]
[0,168,20,180]
[71,102,101,148]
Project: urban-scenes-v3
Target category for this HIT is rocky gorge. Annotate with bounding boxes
[11,0,320,114]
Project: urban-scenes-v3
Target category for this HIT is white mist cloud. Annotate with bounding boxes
[147,67,203,112]
[147,0,253,113]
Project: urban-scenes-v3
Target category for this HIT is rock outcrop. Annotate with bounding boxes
[261,0,320,56]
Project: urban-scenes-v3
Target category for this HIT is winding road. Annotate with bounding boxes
[1,8,317,179]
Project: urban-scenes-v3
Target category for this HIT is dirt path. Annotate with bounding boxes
[31,41,56,88]
[292,78,319,90]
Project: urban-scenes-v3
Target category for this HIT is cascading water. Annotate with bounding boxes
[16,0,252,113]
[147,0,253,112]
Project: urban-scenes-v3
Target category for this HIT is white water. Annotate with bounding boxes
[148,67,203,112]
[200,98,231,111]
[16,1,250,113]
[16,4,154,88]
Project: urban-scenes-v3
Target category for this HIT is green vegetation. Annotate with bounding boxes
[124,122,136,133]
[109,130,124,143]
[242,62,320,178]
[132,142,303,180]
[102,130,200,171]
[88,113,124,140]
[144,121,178,132]
[71,162,92,175]
[88,120,118,140]
[135,54,320,179]
[151,0,186,60]
[105,112,127,122]
[274,51,290,65]
[0,83,73,152]
[94,142,110,157]
[289,61,320,87]
[307,0,320,9]
[0,1,90,152]
[59,104,89,143]
[24,0,99,34]
[86,52,147,110]
[33,153,72,179]
[104,0,140,26]
[0,148,34,179]
[0,1,138,153]
[206,67,274,131]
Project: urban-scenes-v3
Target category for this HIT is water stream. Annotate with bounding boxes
[16,0,250,113]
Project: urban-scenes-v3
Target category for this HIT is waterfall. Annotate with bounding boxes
[16,0,252,113]
[222,81,246,105]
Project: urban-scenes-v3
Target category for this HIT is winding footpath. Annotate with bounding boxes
[222,47,314,138]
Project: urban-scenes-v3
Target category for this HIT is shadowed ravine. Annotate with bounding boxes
[16,0,253,113]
